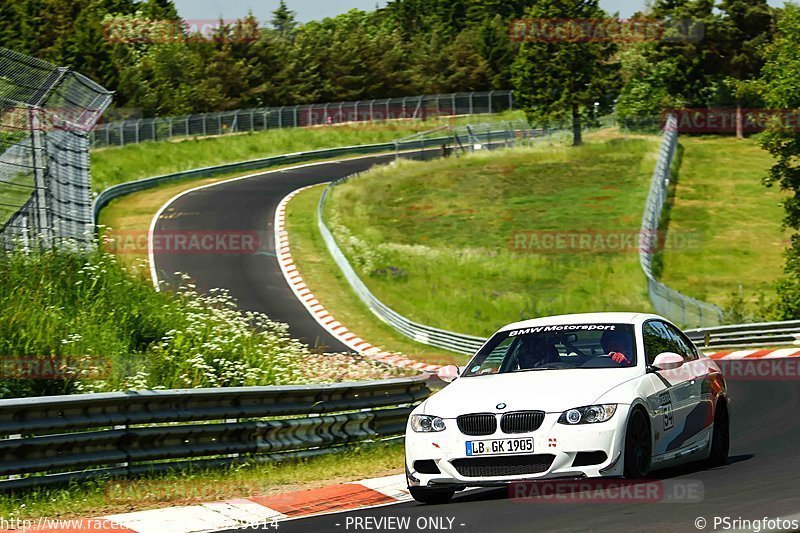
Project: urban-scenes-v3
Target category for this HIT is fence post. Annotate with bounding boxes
[168,117,173,138]
[294,105,299,127]
[452,93,456,115]
[370,100,375,123]
[488,90,494,114]
[135,119,141,144]
[469,92,474,115]
[509,91,513,111]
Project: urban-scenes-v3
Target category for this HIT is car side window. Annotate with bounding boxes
[665,323,699,361]
[643,321,678,366]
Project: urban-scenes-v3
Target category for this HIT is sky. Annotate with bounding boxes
[173,0,787,22]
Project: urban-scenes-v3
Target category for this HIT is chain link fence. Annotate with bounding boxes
[89,90,514,148]
[0,48,112,248]
[640,114,723,328]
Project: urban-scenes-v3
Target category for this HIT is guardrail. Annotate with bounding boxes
[93,142,403,223]
[316,125,532,355]
[0,376,430,490]
[639,114,724,328]
[687,320,800,350]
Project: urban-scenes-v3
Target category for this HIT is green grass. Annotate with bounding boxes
[90,112,524,193]
[659,136,785,309]
[286,185,464,365]
[0,246,409,398]
[324,130,659,338]
[0,171,34,227]
[0,439,404,521]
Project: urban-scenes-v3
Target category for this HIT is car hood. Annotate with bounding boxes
[423,368,640,417]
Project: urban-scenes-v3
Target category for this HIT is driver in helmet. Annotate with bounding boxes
[516,336,559,369]
[600,329,632,365]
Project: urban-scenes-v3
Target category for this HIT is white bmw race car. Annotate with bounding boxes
[405,312,729,504]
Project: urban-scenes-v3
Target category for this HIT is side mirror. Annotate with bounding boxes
[650,352,685,372]
[437,365,461,383]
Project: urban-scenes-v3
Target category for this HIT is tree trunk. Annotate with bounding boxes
[572,104,582,146]
[736,103,744,139]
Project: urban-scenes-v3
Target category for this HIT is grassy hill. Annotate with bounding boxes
[324,131,659,337]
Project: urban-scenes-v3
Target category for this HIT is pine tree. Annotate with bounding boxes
[271,0,297,38]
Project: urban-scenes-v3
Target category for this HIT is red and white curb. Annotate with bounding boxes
[707,348,800,360]
[274,186,443,374]
[2,475,411,532]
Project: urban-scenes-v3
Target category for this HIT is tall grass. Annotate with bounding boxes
[0,244,406,398]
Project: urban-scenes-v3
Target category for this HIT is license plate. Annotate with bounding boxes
[466,438,534,456]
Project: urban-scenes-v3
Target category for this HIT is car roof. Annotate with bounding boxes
[498,312,665,332]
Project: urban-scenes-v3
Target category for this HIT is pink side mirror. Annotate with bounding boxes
[437,365,461,383]
[652,352,684,371]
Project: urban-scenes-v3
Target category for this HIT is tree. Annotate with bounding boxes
[757,4,800,318]
[510,0,619,145]
[271,0,297,38]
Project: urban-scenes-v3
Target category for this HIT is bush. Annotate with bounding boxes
[0,244,406,398]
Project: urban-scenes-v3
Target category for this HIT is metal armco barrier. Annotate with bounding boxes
[316,123,531,355]
[93,138,463,224]
[639,114,724,328]
[0,376,430,490]
[686,320,800,350]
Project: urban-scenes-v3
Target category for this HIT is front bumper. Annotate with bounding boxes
[405,408,629,488]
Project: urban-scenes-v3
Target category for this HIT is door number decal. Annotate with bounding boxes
[659,392,674,430]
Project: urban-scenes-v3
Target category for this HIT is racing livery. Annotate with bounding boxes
[405,313,729,504]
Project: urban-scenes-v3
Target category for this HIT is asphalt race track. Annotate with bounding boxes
[152,152,800,532]
[151,153,406,352]
[231,368,800,533]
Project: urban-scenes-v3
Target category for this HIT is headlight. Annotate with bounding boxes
[558,405,617,425]
[410,414,446,432]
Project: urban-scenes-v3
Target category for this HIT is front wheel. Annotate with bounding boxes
[624,408,651,478]
[707,400,730,467]
[409,486,455,504]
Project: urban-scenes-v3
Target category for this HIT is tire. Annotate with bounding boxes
[409,486,455,504]
[707,399,730,467]
[624,408,652,478]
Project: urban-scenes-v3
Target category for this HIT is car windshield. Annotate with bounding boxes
[462,323,637,377]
